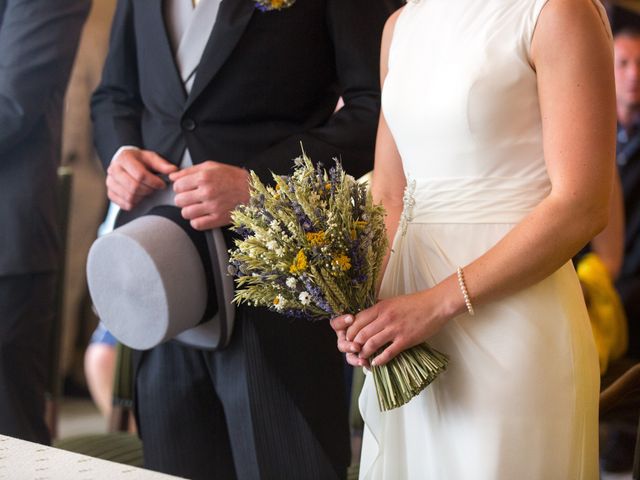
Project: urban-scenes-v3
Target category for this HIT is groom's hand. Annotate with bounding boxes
[106,148,177,210]
[170,160,250,231]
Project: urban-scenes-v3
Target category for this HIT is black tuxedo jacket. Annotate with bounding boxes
[91,0,400,477]
[92,0,399,181]
[0,0,89,275]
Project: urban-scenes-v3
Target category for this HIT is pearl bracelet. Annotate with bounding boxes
[456,266,475,316]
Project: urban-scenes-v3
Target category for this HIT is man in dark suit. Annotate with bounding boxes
[613,26,640,360]
[601,0,640,360]
[0,0,89,444]
[600,25,640,474]
[91,0,399,478]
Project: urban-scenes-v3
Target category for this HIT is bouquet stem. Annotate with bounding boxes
[371,343,448,411]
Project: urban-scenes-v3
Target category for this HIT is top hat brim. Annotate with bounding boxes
[90,184,235,351]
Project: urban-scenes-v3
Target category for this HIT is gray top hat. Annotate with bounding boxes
[86,185,235,351]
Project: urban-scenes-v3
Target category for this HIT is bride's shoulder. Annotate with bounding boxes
[381,6,405,48]
[385,5,405,33]
[533,0,611,41]
[531,0,612,71]
[380,6,405,75]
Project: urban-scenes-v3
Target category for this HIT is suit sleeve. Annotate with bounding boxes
[90,0,143,170]
[0,0,90,157]
[242,0,402,182]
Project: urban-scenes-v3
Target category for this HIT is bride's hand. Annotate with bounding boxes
[332,290,450,367]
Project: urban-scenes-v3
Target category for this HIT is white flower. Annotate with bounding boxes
[273,294,285,311]
[286,277,297,289]
[270,220,282,232]
[266,240,278,251]
[298,292,311,306]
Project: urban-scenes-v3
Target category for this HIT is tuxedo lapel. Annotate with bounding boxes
[145,0,187,103]
[184,0,255,111]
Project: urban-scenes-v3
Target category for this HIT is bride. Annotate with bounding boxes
[331,0,615,478]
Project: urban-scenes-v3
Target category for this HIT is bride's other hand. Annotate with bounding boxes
[332,280,463,367]
[339,326,368,368]
[330,314,366,367]
[332,314,377,368]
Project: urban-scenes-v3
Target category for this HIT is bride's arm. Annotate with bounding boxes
[335,8,405,361]
[371,10,406,285]
[332,0,616,367]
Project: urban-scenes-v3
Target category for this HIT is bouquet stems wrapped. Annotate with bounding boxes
[229,153,448,411]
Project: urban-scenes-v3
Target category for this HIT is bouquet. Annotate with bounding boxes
[228,152,448,411]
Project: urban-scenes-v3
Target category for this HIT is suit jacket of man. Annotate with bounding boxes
[91,0,399,475]
[615,122,640,357]
[0,0,90,275]
[91,0,399,180]
[617,123,640,280]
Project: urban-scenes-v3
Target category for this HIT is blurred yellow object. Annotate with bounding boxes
[577,253,628,375]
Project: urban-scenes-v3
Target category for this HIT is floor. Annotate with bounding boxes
[57,396,106,439]
[605,474,633,480]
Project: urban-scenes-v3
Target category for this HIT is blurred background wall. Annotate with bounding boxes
[60,0,116,389]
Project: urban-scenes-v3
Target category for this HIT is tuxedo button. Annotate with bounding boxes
[182,118,196,131]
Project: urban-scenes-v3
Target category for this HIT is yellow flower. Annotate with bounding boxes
[289,249,308,273]
[273,296,280,305]
[334,253,351,271]
[324,183,331,191]
[254,0,295,10]
[306,231,326,246]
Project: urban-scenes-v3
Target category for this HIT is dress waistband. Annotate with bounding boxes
[400,176,550,227]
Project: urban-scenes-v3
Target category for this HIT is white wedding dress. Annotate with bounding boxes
[358,1,610,479]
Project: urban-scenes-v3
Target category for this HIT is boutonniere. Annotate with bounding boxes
[254,0,296,11]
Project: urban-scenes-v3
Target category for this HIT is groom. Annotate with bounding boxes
[91,0,400,478]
